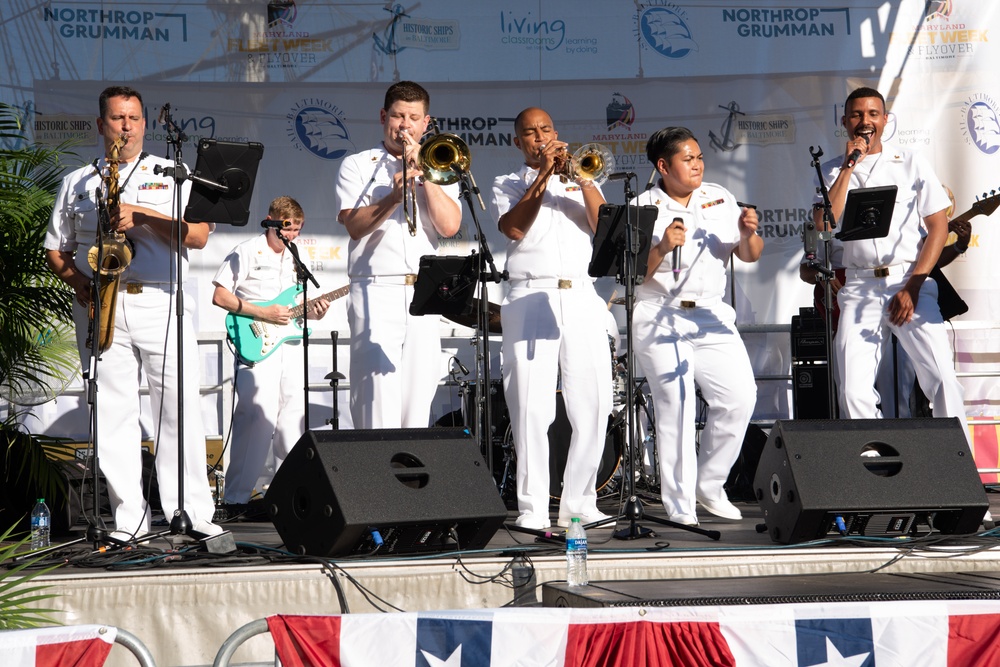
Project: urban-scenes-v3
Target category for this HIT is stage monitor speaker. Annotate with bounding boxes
[753,418,988,544]
[265,427,507,557]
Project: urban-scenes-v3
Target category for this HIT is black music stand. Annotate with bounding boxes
[184,139,264,226]
[409,254,478,319]
[587,201,720,542]
[836,185,896,242]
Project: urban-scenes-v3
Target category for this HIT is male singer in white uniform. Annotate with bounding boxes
[211,196,330,509]
[491,107,613,530]
[633,127,762,526]
[45,85,222,541]
[814,87,966,436]
[335,81,462,428]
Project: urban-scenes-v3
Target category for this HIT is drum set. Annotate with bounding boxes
[446,317,660,509]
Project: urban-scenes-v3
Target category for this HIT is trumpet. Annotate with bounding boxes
[86,135,135,353]
[553,143,614,185]
[401,122,474,234]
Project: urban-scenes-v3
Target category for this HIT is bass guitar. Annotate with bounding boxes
[226,284,349,364]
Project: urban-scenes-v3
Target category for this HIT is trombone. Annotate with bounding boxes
[401,121,474,235]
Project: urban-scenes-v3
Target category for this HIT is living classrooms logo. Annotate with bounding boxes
[497,9,598,54]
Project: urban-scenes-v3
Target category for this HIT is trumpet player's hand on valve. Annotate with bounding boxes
[537,140,569,178]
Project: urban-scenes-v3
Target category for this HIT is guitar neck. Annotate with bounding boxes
[289,285,349,319]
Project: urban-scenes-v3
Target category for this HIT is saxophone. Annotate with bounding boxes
[86,135,134,353]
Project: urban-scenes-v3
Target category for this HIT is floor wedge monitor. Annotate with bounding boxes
[753,418,988,544]
[265,427,507,557]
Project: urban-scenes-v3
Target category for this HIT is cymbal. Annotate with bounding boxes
[610,297,626,306]
[444,298,502,334]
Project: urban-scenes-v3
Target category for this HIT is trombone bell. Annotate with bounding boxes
[419,133,471,185]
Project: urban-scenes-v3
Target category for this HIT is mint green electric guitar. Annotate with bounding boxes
[225,284,348,364]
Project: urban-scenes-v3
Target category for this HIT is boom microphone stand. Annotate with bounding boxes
[449,160,506,474]
[276,230,320,427]
[804,145,838,418]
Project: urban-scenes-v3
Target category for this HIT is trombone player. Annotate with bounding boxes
[335,80,462,429]
[491,107,614,530]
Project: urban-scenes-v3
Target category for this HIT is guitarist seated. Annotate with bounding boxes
[211,196,333,517]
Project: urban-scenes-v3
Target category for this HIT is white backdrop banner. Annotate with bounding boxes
[3,0,998,426]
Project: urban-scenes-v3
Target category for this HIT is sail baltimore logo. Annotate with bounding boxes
[286,99,355,161]
[636,2,697,59]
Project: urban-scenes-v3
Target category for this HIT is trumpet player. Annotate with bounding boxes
[44,85,223,543]
[335,81,461,429]
[491,107,613,530]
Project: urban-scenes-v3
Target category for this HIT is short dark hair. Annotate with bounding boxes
[383,81,430,113]
[99,85,143,118]
[646,126,697,165]
[845,86,886,111]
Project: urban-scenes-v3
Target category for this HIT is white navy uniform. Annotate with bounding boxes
[212,233,305,503]
[334,146,461,428]
[632,181,757,522]
[45,153,217,537]
[816,143,966,433]
[491,166,613,525]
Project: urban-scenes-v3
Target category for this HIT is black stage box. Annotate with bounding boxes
[753,418,988,544]
[543,571,1000,608]
[265,428,507,557]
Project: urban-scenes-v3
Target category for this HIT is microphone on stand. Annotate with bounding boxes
[157,103,169,126]
[845,134,870,169]
[671,217,683,281]
[261,219,292,229]
[645,169,657,191]
[606,171,635,181]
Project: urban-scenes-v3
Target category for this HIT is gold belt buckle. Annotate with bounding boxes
[873,267,890,278]
[680,300,696,309]
[558,279,572,289]
[126,283,143,294]
[404,274,417,286]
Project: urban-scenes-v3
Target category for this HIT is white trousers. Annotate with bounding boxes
[835,274,967,442]
[501,284,613,519]
[348,281,442,429]
[73,288,216,536]
[632,299,757,518]
[225,341,304,503]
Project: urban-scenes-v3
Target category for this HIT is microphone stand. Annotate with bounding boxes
[276,229,320,427]
[450,161,505,476]
[805,145,838,418]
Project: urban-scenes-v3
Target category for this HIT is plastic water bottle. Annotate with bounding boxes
[30,498,51,550]
[566,517,589,586]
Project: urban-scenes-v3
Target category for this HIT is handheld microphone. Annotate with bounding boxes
[606,171,635,181]
[671,217,683,279]
[845,134,870,169]
[261,219,292,229]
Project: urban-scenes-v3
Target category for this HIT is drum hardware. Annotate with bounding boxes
[443,298,502,334]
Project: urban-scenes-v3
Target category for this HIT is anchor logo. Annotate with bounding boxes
[709,101,744,152]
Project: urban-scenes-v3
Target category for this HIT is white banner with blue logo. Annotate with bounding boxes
[3,0,999,427]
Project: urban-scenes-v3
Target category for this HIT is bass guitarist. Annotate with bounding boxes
[211,196,331,516]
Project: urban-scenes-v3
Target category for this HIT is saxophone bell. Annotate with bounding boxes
[85,134,134,354]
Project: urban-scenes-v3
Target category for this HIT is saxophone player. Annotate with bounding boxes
[44,85,223,543]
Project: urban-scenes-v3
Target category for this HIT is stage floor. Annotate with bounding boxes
[17,489,1000,667]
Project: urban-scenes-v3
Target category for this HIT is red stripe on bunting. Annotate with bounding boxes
[968,419,1000,484]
